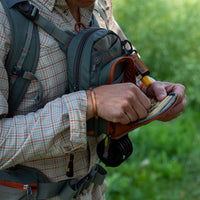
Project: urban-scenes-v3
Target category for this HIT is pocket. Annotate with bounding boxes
[91,33,122,68]
[98,56,135,86]
[92,33,121,53]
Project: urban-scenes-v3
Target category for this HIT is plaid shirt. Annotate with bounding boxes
[0,0,127,199]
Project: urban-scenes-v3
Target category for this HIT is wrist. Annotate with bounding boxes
[86,88,98,120]
[86,90,94,120]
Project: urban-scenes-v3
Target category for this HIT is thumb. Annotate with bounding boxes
[147,81,167,101]
[155,88,167,101]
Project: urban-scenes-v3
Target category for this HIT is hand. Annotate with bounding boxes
[145,81,187,121]
[86,83,151,124]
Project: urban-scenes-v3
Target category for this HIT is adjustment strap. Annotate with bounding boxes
[60,164,107,199]
[14,1,73,47]
[33,14,73,47]
[8,14,34,84]
[36,164,107,200]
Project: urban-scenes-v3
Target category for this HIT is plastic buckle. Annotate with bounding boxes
[73,167,97,198]
[15,2,39,21]
[12,66,24,77]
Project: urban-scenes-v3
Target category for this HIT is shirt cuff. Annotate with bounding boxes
[62,90,88,152]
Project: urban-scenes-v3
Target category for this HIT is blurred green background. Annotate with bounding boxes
[105,0,200,199]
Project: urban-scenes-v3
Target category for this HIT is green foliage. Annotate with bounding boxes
[112,0,200,109]
[105,0,200,199]
[106,110,200,200]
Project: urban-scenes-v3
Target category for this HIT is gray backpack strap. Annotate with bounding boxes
[2,0,73,115]
[14,1,74,50]
[34,12,73,48]
[59,164,107,200]
[1,0,40,115]
[38,164,106,200]
[0,164,107,200]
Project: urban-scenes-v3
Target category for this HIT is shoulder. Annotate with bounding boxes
[96,0,113,12]
[0,1,9,19]
[0,1,11,33]
[0,2,11,52]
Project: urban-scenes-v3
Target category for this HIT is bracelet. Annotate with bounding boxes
[89,88,98,119]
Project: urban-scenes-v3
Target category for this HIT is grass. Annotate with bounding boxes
[104,0,200,199]
[105,109,200,200]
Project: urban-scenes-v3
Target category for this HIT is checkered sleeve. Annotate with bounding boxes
[0,4,88,169]
[0,90,88,169]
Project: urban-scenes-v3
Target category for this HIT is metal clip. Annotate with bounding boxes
[121,40,133,56]
[15,1,39,21]
[24,185,34,200]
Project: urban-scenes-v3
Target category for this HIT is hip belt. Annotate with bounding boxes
[0,164,107,200]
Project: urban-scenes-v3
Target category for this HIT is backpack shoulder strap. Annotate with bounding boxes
[14,1,74,50]
[1,0,74,115]
[1,0,40,115]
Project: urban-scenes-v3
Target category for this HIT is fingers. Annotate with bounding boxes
[159,93,187,122]
[120,99,148,124]
[133,88,151,116]
[123,105,138,124]
[147,81,167,101]
[148,82,187,122]
[170,83,186,105]
[147,81,186,103]
[92,83,151,124]
[87,80,187,125]
[118,83,151,123]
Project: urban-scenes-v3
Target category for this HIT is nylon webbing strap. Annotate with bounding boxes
[16,22,34,70]
[37,164,107,200]
[33,14,73,47]
[2,0,40,115]
[37,181,66,199]
[10,20,44,107]
[13,0,73,47]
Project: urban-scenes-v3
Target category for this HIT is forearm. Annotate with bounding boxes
[0,91,88,169]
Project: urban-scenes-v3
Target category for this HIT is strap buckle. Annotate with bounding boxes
[71,167,96,198]
[74,164,107,198]
[59,164,107,199]
[15,1,39,21]
[12,65,24,77]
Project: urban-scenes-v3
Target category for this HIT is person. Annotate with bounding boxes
[0,0,187,199]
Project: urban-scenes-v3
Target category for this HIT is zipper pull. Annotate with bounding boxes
[66,153,74,177]
[103,135,111,159]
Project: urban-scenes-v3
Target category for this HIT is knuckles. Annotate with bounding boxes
[139,110,148,119]
[112,110,125,123]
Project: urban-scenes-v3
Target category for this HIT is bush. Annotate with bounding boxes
[113,0,200,109]
[105,1,200,199]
